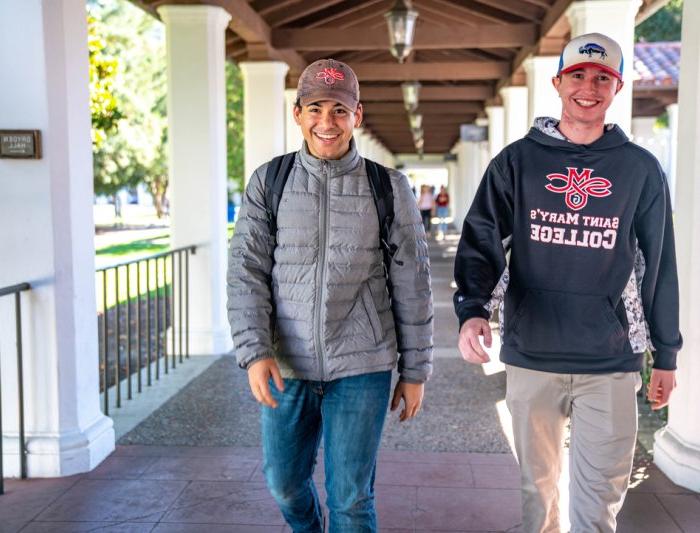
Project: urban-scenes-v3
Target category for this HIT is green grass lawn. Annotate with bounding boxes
[95,223,235,310]
[96,236,170,258]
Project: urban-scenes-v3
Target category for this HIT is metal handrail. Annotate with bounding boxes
[0,282,30,298]
[97,245,196,271]
[95,245,196,415]
[0,282,30,495]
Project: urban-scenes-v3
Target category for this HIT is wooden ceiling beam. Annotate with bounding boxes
[497,0,573,91]
[472,0,543,22]
[360,85,493,101]
[204,0,307,71]
[303,50,388,64]
[366,127,471,135]
[308,0,389,28]
[318,0,392,28]
[417,0,512,25]
[272,23,536,51]
[365,113,472,123]
[521,0,554,8]
[410,10,451,27]
[364,102,482,114]
[413,0,491,26]
[265,0,348,27]
[251,0,304,16]
[352,62,510,81]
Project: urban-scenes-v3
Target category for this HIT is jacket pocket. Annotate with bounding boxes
[509,289,626,355]
[361,283,384,344]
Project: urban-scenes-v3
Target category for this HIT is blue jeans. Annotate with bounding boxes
[436,206,449,234]
[261,371,392,533]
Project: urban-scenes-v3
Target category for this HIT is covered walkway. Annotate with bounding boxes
[2,236,698,533]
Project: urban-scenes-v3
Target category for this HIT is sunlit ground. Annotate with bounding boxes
[94,203,169,229]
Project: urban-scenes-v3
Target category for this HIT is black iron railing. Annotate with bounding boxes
[0,282,30,495]
[95,245,196,415]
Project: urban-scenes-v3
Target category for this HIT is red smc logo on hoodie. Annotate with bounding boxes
[545,167,612,211]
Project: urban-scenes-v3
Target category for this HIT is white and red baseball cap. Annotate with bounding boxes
[557,33,624,80]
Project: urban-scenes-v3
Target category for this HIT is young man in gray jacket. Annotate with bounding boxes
[227,59,433,533]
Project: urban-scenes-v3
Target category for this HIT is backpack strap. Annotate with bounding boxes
[365,159,403,275]
[264,152,297,237]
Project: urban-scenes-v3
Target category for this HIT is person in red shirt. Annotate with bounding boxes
[435,185,450,238]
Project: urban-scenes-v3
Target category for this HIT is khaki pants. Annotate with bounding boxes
[505,365,641,533]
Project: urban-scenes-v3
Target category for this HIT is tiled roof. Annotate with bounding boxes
[634,41,680,88]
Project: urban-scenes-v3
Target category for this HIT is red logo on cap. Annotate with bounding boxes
[316,68,345,85]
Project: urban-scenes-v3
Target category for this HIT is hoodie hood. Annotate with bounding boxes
[527,116,628,151]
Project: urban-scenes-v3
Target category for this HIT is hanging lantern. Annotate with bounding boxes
[408,113,423,131]
[402,81,421,113]
[385,0,419,63]
[411,127,424,143]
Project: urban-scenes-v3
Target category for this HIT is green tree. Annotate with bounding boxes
[227,62,245,195]
[88,0,168,216]
[89,0,245,216]
[87,14,123,149]
[636,0,683,42]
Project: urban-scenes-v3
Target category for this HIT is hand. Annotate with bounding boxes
[247,358,285,408]
[458,317,492,364]
[391,382,424,422]
[647,368,676,410]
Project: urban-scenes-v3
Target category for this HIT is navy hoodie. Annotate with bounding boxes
[454,124,683,373]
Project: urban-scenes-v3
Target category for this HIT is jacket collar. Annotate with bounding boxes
[299,137,361,177]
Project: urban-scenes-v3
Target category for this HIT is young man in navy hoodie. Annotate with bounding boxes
[454,33,683,532]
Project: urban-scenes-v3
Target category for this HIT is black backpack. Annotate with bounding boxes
[263,152,402,278]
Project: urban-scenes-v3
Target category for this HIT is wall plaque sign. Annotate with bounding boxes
[0,130,42,159]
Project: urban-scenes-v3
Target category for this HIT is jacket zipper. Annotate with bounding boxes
[314,161,330,380]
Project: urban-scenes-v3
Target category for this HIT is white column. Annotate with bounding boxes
[376,143,386,164]
[159,5,232,355]
[566,0,641,135]
[356,128,372,158]
[453,139,481,228]
[370,137,380,161]
[486,105,505,159]
[499,86,529,145]
[383,147,395,168]
[654,0,700,492]
[631,117,667,167]
[365,136,375,160]
[354,127,365,156]
[240,61,289,183]
[524,55,562,126]
[475,118,491,177]
[374,141,385,164]
[454,141,469,229]
[284,88,304,153]
[0,0,114,477]
[666,103,679,209]
[447,158,459,230]
[372,137,382,163]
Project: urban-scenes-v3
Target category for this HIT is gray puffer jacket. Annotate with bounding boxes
[227,141,433,383]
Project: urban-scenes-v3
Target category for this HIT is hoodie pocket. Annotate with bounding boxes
[361,283,384,344]
[509,289,626,355]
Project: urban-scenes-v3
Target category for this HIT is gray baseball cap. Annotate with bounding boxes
[296,59,360,110]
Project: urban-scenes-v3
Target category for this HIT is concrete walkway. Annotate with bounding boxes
[2,233,698,532]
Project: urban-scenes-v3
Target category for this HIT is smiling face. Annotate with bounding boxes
[552,66,623,129]
[293,100,363,160]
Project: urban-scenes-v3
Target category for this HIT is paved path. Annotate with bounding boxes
[2,233,698,532]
